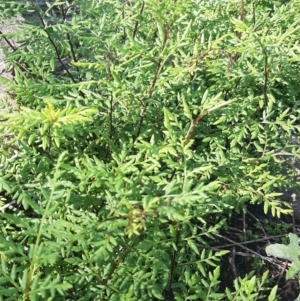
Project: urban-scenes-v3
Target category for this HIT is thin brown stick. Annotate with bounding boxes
[209,233,299,249]
[133,1,145,39]
[246,209,270,244]
[169,108,208,181]
[263,50,269,104]
[237,0,245,39]
[0,200,16,212]
[276,261,288,285]
[243,211,247,242]
[184,110,208,146]
[213,233,286,266]
[252,0,256,27]
[109,92,114,139]
[0,30,17,51]
[134,24,172,141]
[164,224,180,300]
[229,246,238,278]
[59,5,78,65]
[29,0,76,83]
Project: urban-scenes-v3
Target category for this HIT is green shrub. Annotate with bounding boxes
[0,0,299,300]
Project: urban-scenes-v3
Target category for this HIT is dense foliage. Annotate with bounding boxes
[0,0,299,300]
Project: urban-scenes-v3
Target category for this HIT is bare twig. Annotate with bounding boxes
[246,209,270,244]
[133,1,145,40]
[252,0,256,27]
[0,200,16,212]
[109,92,114,139]
[134,24,172,142]
[209,233,299,249]
[163,224,180,300]
[0,30,17,51]
[243,211,247,242]
[276,261,288,285]
[213,233,286,267]
[59,5,78,66]
[29,0,77,83]
[184,110,208,145]
[229,246,238,278]
[263,49,269,104]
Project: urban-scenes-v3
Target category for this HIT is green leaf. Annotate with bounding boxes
[268,285,278,301]
[201,89,209,105]
[163,107,171,132]
[181,94,192,120]
[266,233,300,279]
